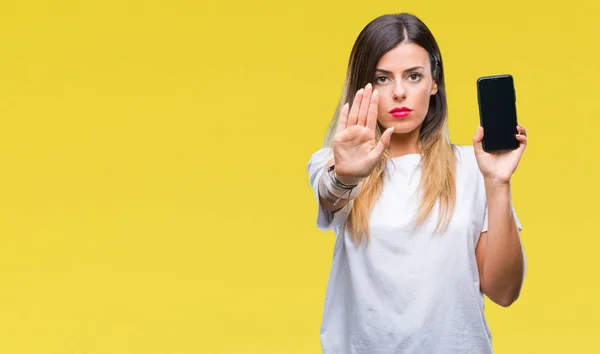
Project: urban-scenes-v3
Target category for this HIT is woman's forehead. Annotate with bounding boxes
[376,43,431,71]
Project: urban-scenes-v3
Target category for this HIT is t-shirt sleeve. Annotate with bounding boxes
[307,148,352,231]
[481,201,523,234]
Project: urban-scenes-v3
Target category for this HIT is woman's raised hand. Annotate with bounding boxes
[332,83,394,185]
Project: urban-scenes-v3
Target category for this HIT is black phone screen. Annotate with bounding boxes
[477,75,519,152]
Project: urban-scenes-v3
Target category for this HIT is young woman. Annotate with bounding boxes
[307,13,527,353]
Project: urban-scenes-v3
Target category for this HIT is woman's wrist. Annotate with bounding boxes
[334,173,363,186]
[319,165,364,206]
[329,165,364,186]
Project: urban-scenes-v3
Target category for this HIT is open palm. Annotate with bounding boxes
[333,83,394,185]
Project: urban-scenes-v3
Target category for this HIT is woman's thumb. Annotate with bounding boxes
[370,127,395,159]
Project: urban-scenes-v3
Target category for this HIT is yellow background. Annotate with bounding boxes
[0,0,597,353]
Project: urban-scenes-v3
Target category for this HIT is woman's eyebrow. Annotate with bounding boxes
[375,66,425,74]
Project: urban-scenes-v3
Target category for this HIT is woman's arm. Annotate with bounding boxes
[475,180,525,307]
[472,124,528,307]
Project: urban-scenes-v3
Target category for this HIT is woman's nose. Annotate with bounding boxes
[392,83,406,101]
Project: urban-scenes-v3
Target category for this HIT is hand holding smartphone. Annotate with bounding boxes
[476,74,520,152]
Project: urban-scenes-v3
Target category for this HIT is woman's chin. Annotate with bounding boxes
[384,121,421,135]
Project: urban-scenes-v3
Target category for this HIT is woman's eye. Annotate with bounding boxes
[408,73,422,81]
[375,76,388,84]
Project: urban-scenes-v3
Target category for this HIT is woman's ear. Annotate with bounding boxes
[431,81,438,95]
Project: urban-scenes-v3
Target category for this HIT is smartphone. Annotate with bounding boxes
[476,74,519,152]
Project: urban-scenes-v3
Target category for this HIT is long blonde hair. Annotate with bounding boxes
[324,13,457,246]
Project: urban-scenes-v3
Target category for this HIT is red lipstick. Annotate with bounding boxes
[389,107,412,118]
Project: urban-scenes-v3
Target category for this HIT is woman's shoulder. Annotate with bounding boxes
[452,144,481,173]
[453,144,476,161]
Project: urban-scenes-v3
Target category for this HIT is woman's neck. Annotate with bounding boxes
[387,129,421,158]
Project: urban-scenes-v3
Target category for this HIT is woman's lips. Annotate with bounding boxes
[390,111,411,118]
[389,107,413,118]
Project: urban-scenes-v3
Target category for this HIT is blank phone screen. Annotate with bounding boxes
[477,75,519,152]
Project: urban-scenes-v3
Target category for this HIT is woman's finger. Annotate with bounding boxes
[366,89,379,132]
[369,126,394,161]
[336,103,349,134]
[472,126,484,144]
[347,89,364,126]
[517,124,527,136]
[472,126,484,152]
[357,84,372,126]
[515,133,527,145]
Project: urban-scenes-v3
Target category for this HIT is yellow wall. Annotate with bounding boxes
[0,0,597,352]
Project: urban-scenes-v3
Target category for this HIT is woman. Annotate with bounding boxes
[307,13,527,353]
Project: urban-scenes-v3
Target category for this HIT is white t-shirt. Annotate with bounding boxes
[307,145,524,354]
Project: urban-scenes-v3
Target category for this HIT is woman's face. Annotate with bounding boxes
[373,42,438,135]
